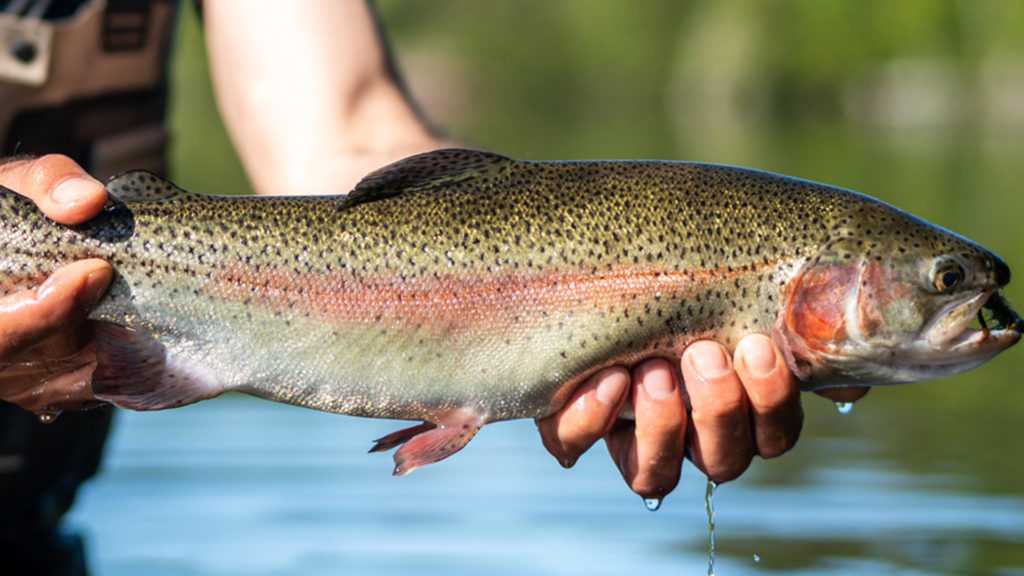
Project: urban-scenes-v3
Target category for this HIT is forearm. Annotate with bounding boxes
[204,0,441,196]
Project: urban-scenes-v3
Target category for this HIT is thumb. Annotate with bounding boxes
[0,155,107,225]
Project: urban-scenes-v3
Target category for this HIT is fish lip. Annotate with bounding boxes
[925,289,1022,363]
[924,290,992,347]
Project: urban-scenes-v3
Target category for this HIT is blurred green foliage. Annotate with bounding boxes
[166,1,1024,496]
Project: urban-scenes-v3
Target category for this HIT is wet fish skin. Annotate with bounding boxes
[0,149,1017,472]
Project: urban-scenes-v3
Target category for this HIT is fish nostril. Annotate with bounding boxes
[994,257,1011,287]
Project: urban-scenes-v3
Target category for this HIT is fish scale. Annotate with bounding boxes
[0,148,1017,474]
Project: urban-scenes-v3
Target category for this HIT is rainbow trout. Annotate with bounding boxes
[0,149,1019,474]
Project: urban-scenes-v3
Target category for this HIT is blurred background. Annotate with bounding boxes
[67,2,1024,575]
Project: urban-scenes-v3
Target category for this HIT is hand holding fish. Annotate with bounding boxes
[538,333,868,497]
[538,338,804,494]
[0,156,112,412]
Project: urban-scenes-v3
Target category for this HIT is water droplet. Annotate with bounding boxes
[835,401,854,415]
[753,553,761,563]
[705,478,718,576]
[642,497,662,511]
[37,411,60,425]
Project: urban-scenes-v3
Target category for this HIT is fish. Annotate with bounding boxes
[0,148,1019,474]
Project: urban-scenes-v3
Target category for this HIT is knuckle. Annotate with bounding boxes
[542,437,575,467]
[24,154,73,192]
[24,156,55,191]
[645,418,685,441]
[691,393,746,425]
[757,436,792,459]
[539,419,593,467]
[536,419,562,452]
[576,417,609,441]
[630,470,678,498]
[565,397,613,440]
[0,155,30,174]
[34,153,66,167]
[755,405,803,459]
[705,456,752,484]
[749,385,795,414]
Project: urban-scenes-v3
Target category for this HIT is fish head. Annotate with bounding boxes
[775,199,1021,390]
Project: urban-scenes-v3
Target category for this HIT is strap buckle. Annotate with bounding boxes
[0,10,53,87]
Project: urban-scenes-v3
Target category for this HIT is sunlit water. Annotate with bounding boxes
[65,395,1024,576]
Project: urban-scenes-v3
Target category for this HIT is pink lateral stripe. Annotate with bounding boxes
[207,262,770,332]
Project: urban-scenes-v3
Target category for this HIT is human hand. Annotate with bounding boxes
[537,334,869,499]
[0,155,112,414]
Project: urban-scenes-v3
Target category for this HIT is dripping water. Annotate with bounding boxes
[705,478,718,576]
[37,411,60,424]
[642,497,662,511]
[835,401,854,415]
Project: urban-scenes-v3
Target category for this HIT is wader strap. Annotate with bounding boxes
[0,0,176,179]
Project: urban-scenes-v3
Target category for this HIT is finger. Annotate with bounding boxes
[0,155,107,225]
[733,334,802,459]
[605,358,686,498]
[815,387,871,403]
[0,350,99,414]
[0,259,112,359]
[537,367,629,467]
[682,341,755,484]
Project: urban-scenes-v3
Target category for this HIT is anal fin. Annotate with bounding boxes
[370,410,485,476]
[368,422,437,453]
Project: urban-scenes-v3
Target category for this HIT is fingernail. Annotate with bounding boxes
[739,338,776,378]
[687,342,731,380]
[81,267,112,308]
[52,177,100,206]
[596,371,627,405]
[641,367,676,400]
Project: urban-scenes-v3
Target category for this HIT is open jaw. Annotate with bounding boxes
[920,290,1022,367]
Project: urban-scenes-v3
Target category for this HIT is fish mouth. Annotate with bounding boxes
[925,290,1022,363]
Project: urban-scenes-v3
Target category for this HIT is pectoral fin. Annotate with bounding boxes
[90,322,223,410]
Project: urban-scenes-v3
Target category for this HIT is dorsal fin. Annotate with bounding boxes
[346,148,512,207]
[106,170,191,203]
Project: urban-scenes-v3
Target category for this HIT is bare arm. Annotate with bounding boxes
[204,0,443,196]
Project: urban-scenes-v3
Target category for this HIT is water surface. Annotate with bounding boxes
[67,393,1024,576]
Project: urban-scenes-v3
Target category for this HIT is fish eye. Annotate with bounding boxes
[933,262,966,292]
